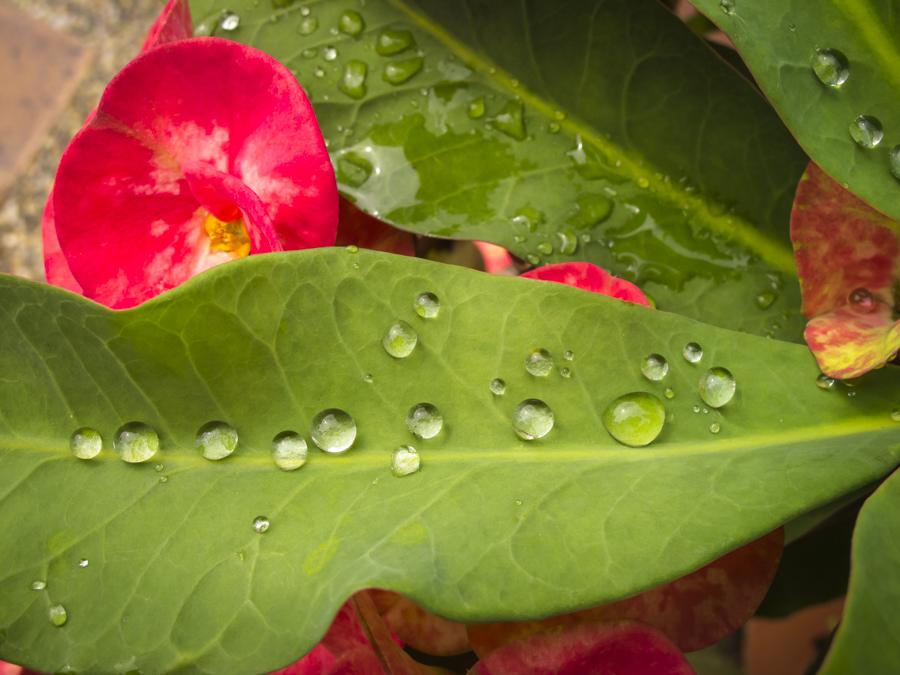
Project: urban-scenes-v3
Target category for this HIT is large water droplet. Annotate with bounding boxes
[491,100,526,140]
[195,421,238,461]
[48,604,67,627]
[490,378,507,396]
[890,145,900,181]
[816,373,836,390]
[376,29,415,56]
[556,229,578,255]
[70,427,102,460]
[811,48,849,88]
[602,392,666,447]
[391,445,420,477]
[525,348,554,377]
[467,97,486,119]
[848,287,877,313]
[849,115,884,149]
[311,409,356,453]
[641,353,669,381]
[339,60,368,99]
[383,57,424,85]
[338,10,365,36]
[406,403,443,439]
[682,342,703,364]
[755,291,777,310]
[298,16,318,34]
[698,367,736,408]
[219,11,240,31]
[512,399,554,440]
[272,431,308,471]
[719,0,735,15]
[413,292,440,319]
[31,580,46,591]
[574,193,613,227]
[383,320,418,358]
[252,516,270,534]
[114,422,159,464]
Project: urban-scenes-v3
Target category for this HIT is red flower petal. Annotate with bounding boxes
[141,0,192,52]
[476,241,515,274]
[470,621,694,675]
[522,262,650,306]
[51,38,337,307]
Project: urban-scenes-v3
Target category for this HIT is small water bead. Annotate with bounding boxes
[692,404,701,413]
[376,29,415,56]
[363,373,374,383]
[756,291,777,310]
[490,378,507,396]
[526,254,541,266]
[709,422,721,434]
[414,292,440,319]
[563,350,574,361]
[272,431,308,471]
[383,320,418,358]
[559,367,572,378]
[338,10,365,36]
[467,98,486,119]
[383,57,424,85]
[314,67,325,78]
[719,0,735,15]
[811,48,849,88]
[602,392,666,447]
[682,342,703,364]
[699,367,736,408]
[252,516,270,534]
[48,604,68,627]
[391,446,420,477]
[114,422,159,464]
[664,387,675,400]
[848,287,877,313]
[890,145,900,181]
[311,409,357,453]
[406,403,443,439]
[340,60,368,99]
[849,115,884,149]
[323,46,338,61]
[491,100,526,141]
[556,229,578,255]
[70,427,102,460]
[641,354,669,381]
[154,463,164,472]
[31,580,46,591]
[816,374,837,390]
[195,421,238,461]
[512,399,554,440]
[702,407,709,414]
[219,11,240,31]
[525,348,554,377]
[298,16,318,34]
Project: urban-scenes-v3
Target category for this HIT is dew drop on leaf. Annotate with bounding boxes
[641,353,669,381]
[391,445,420,477]
[563,350,574,361]
[219,11,240,31]
[338,10,365,36]
[363,373,374,383]
[719,0,735,15]
[195,421,238,461]
[252,516,270,534]
[890,145,900,181]
[490,378,507,396]
[375,28,415,56]
[699,367,737,408]
[383,320,418,358]
[536,241,554,256]
[692,404,701,413]
[849,115,884,149]
[31,580,46,591]
[272,431,308,471]
[755,291,777,310]
[848,287,877,312]
[602,392,666,447]
[323,46,338,61]
[339,60,368,99]
[345,244,358,254]
[383,57,424,85]
[406,403,443,439]
[414,292,440,319]
[811,48,849,88]
[817,374,836,390]
[467,97,486,119]
[78,558,89,569]
[298,16,318,34]
[48,604,67,627]
[559,366,572,378]
[664,387,675,400]
[310,409,357,454]
[682,342,703,364]
[512,399,554,440]
[114,422,159,464]
[490,100,527,140]
[70,427,102,460]
[525,348,554,377]
[709,422,721,434]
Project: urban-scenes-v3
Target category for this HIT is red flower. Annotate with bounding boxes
[522,262,651,306]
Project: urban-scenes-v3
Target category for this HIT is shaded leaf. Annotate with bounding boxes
[337,200,416,257]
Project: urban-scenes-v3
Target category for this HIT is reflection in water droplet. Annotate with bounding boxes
[311,409,357,453]
[383,57,424,85]
[376,28,415,56]
[391,445,420,477]
[272,431,308,471]
[641,354,669,381]
[338,10,365,36]
[383,320,418,358]
[406,403,443,439]
[491,100,526,140]
[755,291,777,310]
[848,287,877,313]
[31,580,46,591]
[602,392,666,447]
[414,292,440,319]
[70,427,102,460]
[467,97,485,119]
[219,11,240,31]
[664,387,675,400]
[849,115,884,149]
[114,422,159,464]
[252,516,270,534]
[490,378,506,396]
[78,558,89,569]
[323,46,338,61]
[811,48,849,88]
[719,0,735,14]
[195,421,238,461]
[682,342,703,364]
[525,348,554,377]
[816,374,836,390]
[512,399,554,440]
[890,145,900,181]
[699,367,736,408]
[709,422,721,434]
[340,60,368,99]
[299,16,318,34]
[49,604,68,627]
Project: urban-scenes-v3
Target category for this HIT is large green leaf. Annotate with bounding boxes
[0,250,897,673]
[819,469,900,674]
[691,0,900,222]
[189,0,809,339]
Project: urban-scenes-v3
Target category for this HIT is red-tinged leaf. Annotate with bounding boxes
[791,163,900,378]
[140,0,192,52]
[0,662,22,675]
[469,529,783,655]
[475,241,516,275]
[470,621,695,675]
[50,38,337,308]
[521,262,651,306]
[370,589,470,657]
[336,200,415,256]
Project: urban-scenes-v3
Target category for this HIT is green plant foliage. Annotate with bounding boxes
[189,0,809,339]
[0,250,897,673]
[691,0,900,222]
[819,469,900,674]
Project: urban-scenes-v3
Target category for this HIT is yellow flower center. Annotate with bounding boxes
[204,214,251,257]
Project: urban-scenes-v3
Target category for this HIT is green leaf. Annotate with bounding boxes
[819,469,900,674]
[0,250,897,674]
[189,0,809,339]
[690,0,900,222]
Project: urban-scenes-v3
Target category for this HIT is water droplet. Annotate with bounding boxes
[563,350,574,361]
[363,373,374,383]
[219,11,240,31]
[383,320,418,358]
[536,241,554,256]
[702,407,710,414]
[559,366,572,378]
[299,5,310,16]
[31,580,46,591]
[891,408,900,422]
[323,46,338,61]
[78,558,89,568]
[195,421,238,461]
[548,122,561,134]
[514,498,523,506]
[414,292,440,319]
[406,403,443,439]
[526,253,541,266]
[158,475,168,484]
[699,367,736,408]
[512,399,554,440]
[467,97,485,119]
[682,342,703,364]
[272,431,308,471]
[252,516,270,534]
[664,387,675,400]
[641,353,669,381]
[755,291,777,310]
[811,48,849,88]
[299,16,318,34]
[556,229,578,255]
[70,427,102,460]
[709,422,721,434]
[338,9,365,36]
[525,348,554,377]
[574,193,613,227]
[719,0,735,14]
[692,404,701,413]
[847,390,857,398]
[339,60,368,99]
[816,374,836,390]
[602,392,666,447]
[48,604,67,627]
[391,445,420,477]
[491,100,526,140]
[848,287,877,312]
[310,409,357,453]
[376,29,415,56]
[114,422,159,464]
[890,145,900,181]
[383,57,424,85]
[849,115,884,149]
[490,378,506,396]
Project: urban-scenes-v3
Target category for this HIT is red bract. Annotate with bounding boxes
[47,37,338,308]
[370,589,470,656]
[140,0,192,52]
[522,262,651,306]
